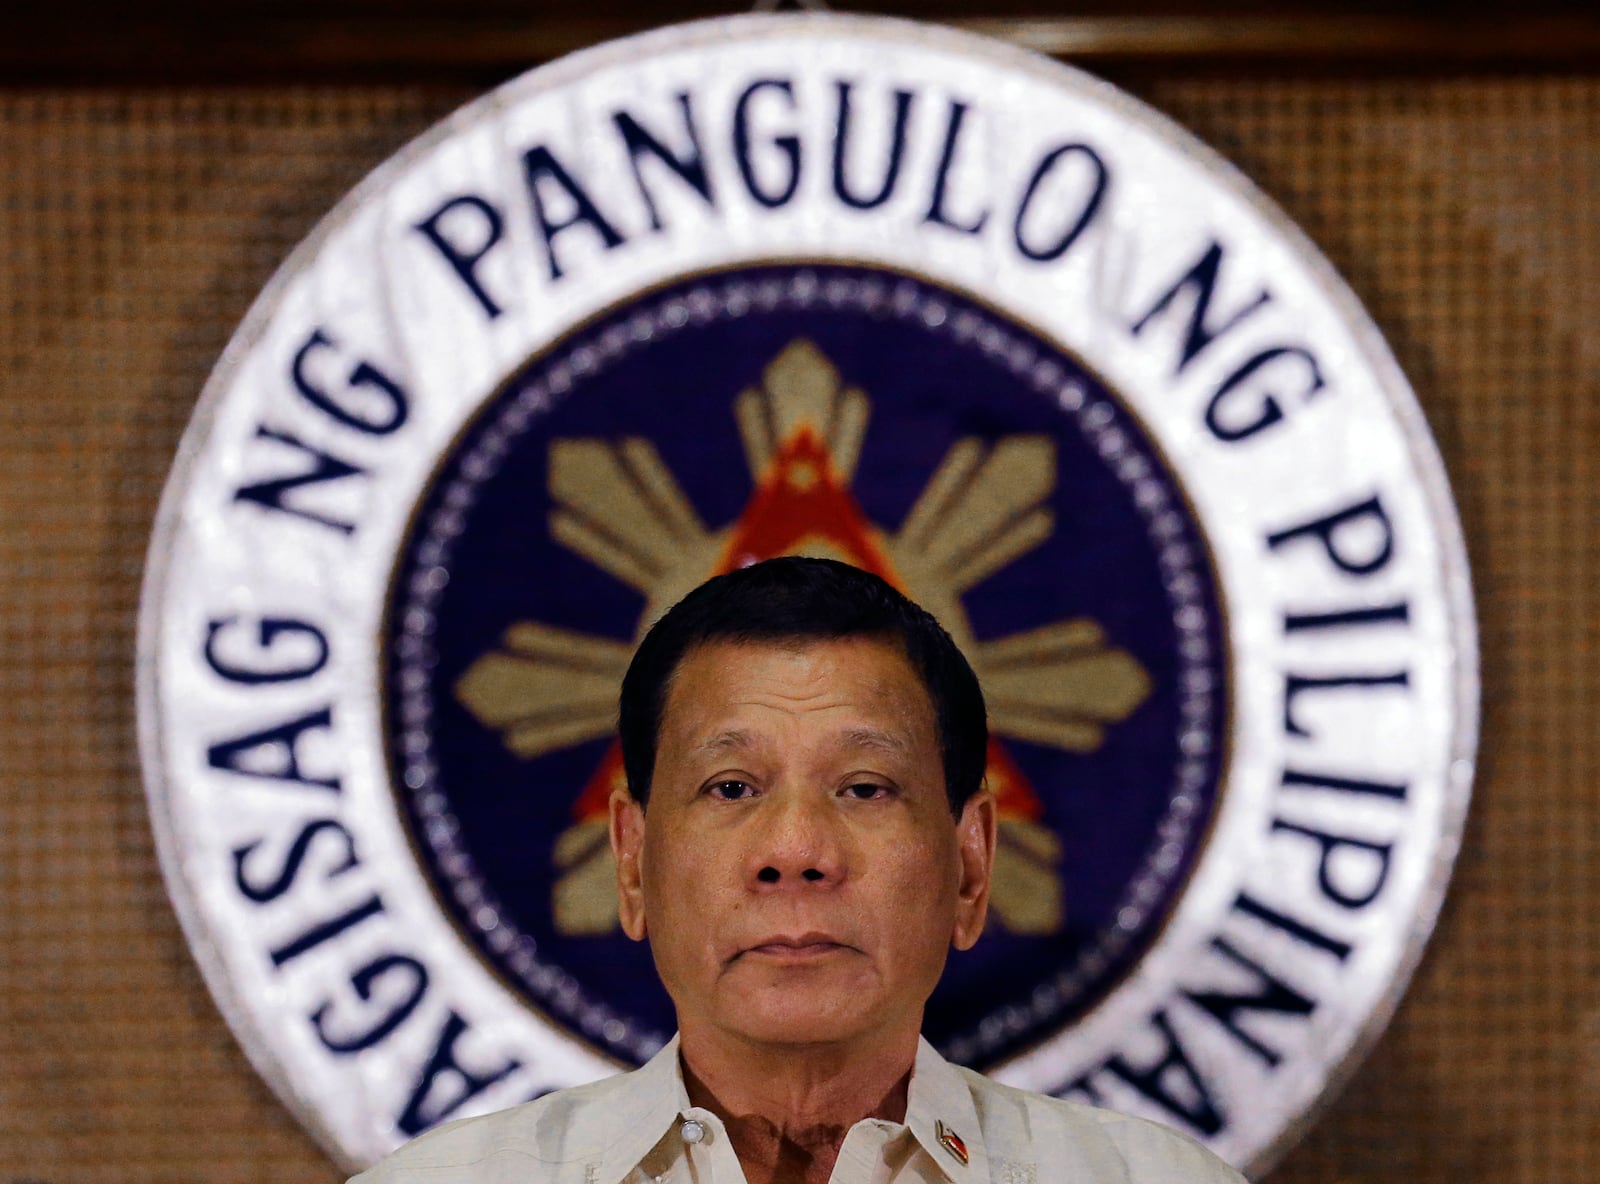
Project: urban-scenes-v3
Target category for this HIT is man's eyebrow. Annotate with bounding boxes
[839,727,912,754]
[692,729,759,755]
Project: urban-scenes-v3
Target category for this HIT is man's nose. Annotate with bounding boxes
[749,792,845,888]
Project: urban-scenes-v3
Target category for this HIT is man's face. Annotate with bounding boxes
[610,637,995,1053]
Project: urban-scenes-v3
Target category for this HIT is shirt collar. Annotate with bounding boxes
[903,1036,990,1182]
[595,1034,694,1184]
[596,1033,990,1184]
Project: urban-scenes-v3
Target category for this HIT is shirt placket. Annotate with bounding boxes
[831,1119,915,1184]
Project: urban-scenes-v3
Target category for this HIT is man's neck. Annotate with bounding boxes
[678,1024,918,1184]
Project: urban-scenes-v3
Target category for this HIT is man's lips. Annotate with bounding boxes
[735,934,855,962]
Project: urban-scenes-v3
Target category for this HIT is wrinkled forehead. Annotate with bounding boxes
[657,635,938,751]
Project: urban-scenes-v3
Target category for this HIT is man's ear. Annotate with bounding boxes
[951,789,997,952]
[609,788,648,942]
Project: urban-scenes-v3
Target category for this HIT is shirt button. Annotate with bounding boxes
[681,1118,707,1145]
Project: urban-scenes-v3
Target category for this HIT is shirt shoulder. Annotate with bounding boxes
[956,1066,1247,1184]
[346,1072,640,1184]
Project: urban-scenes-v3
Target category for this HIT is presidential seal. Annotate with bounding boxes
[137,14,1478,1176]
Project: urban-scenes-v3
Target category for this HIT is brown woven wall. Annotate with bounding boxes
[2,73,1595,1183]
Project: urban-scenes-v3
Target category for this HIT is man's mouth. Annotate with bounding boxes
[738,934,852,962]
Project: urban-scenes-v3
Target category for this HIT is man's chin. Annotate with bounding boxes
[718,1012,876,1050]
[670,958,925,1052]
[711,989,885,1049]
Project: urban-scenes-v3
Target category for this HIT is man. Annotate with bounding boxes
[354,558,1244,1184]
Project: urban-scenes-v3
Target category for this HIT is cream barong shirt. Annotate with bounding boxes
[351,1035,1245,1184]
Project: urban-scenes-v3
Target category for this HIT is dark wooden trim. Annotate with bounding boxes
[6,8,1600,82]
[965,14,1600,65]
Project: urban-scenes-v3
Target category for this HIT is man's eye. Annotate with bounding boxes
[707,780,755,801]
[843,782,890,801]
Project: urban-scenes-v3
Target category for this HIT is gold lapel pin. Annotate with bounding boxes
[936,1120,969,1166]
